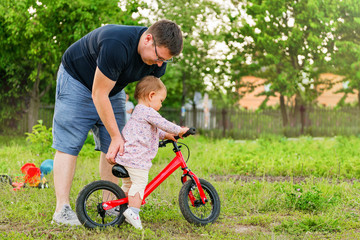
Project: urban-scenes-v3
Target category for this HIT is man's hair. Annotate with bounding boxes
[146,19,183,56]
[134,76,167,101]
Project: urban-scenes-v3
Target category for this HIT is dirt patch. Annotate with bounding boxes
[233,225,258,233]
[210,174,360,184]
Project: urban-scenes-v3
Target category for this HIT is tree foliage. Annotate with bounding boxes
[0,0,140,133]
[136,0,233,108]
[331,0,360,107]
[226,0,338,125]
[1,0,360,132]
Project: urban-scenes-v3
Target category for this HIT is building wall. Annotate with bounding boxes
[316,73,358,107]
[238,74,358,109]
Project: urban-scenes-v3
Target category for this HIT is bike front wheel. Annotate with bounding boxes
[179,178,220,225]
[76,180,127,229]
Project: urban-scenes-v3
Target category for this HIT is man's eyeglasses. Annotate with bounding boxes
[153,38,173,63]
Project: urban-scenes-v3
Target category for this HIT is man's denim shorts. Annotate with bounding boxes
[52,64,126,156]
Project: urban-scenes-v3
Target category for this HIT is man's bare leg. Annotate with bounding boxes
[54,150,77,212]
[100,152,119,203]
[99,152,118,184]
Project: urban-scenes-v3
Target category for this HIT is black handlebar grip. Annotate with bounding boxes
[174,127,196,140]
[159,127,196,147]
[183,127,196,137]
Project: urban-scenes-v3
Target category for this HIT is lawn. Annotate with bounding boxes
[1,133,360,239]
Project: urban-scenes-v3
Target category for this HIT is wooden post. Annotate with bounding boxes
[300,105,305,135]
[222,108,227,137]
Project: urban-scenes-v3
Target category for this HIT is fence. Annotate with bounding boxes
[17,105,55,134]
[162,107,360,138]
[18,105,360,139]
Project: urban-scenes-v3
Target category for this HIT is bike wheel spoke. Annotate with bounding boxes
[188,187,212,219]
[83,188,119,225]
[179,178,220,225]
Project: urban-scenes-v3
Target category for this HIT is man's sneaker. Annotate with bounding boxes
[106,206,120,217]
[106,207,130,224]
[51,204,81,226]
[123,208,143,230]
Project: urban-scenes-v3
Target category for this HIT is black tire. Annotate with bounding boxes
[76,180,127,229]
[179,178,220,225]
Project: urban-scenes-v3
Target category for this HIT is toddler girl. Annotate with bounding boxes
[114,75,189,229]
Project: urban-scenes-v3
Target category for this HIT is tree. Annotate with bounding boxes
[135,0,232,109]
[331,0,360,108]
[0,0,140,133]
[226,0,337,126]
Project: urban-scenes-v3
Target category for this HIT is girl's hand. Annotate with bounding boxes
[164,133,177,141]
[178,127,190,139]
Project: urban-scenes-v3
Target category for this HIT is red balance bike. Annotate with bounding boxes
[76,128,221,228]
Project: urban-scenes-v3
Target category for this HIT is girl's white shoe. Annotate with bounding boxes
[123,208,143,229]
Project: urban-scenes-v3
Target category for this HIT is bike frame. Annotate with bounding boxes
[102,141,208,211]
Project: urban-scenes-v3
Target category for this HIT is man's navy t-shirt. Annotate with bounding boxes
[62,24,167,97]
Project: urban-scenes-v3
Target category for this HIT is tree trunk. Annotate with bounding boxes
[27,63,42,132]
[279,94,288,127]
[291,94,301,127]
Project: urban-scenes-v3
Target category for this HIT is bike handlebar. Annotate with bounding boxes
[159,127,196,148]
[175,127,196,140]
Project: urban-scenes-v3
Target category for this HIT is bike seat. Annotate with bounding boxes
[112,164,129,178]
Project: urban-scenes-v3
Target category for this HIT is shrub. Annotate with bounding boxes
[25,120,53,154]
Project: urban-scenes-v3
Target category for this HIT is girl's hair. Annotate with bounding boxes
[134,76,167,101]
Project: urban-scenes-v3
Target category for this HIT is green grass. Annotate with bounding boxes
[1,135,360,239]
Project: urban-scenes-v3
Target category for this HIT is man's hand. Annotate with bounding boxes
[106,136,125,165]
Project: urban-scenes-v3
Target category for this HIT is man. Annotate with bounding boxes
[51,20,183,225]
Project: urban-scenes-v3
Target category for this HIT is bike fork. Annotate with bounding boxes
[181,168,207,205]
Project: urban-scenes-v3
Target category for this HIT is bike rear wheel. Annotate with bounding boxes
[179,178,220,225]
[76,180,127,229]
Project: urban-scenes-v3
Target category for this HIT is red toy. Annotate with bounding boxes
[10,163,48,190]
[21,163,41,187]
